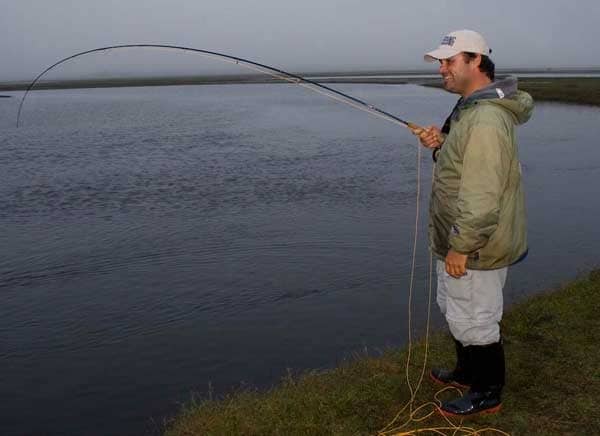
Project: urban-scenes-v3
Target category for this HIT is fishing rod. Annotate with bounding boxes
[16,44,423,131]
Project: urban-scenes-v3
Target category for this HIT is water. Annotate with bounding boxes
[1,84,599,436]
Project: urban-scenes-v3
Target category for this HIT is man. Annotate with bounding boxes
[414,29,533,416]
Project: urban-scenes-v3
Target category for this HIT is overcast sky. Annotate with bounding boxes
[2,0,599,81]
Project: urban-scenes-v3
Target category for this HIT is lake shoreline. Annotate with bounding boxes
[165,269,600,435]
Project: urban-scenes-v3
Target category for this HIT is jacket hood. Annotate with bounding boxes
[455,76,534,125]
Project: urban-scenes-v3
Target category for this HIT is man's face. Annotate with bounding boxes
[438,53,477,95]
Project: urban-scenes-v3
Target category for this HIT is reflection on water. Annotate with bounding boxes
[1,84,599,436]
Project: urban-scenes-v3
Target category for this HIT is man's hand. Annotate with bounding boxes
[445,249,468,278]
[411,125,444,149]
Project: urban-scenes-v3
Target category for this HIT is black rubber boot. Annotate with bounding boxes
[430,338,472,388]
[440,340,505,417]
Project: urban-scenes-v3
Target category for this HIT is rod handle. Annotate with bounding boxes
[406,122,424,134]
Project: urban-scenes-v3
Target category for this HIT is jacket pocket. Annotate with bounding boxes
[444,271,475,323]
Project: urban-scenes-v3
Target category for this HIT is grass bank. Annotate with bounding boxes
[422,77,600,107]
[164,270,600,435]
[518,77,600,106]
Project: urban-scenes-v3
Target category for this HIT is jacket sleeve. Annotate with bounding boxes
[448,122,511,254]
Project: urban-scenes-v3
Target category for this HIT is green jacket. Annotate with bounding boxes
[429,76,534,270]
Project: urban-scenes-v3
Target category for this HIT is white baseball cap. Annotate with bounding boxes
[424,29,491,62]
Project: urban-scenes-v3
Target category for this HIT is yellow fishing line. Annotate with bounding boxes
[377,138,510,436]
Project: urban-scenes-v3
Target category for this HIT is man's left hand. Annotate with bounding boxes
[445,250,468,278]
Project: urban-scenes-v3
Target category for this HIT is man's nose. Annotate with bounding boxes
[439,62,447,74]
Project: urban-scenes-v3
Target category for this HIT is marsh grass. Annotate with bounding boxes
[518,77,600,106]
[422,77,600,107]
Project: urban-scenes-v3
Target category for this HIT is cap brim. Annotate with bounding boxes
[424,46,460,62]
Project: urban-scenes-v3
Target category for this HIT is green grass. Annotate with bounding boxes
[164,270,600,435]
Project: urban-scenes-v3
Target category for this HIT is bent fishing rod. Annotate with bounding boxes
[16,44,424,132]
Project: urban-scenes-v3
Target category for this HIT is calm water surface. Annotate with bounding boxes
[1,84,599,435]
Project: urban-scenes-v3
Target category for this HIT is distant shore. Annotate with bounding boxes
[0,72,437,91]
[1,72,599,107]
[1,67,599,90]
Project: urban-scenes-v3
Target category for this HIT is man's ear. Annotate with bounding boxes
[469,54,482,70]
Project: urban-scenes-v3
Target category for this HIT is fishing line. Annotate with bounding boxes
[15,44,422,131]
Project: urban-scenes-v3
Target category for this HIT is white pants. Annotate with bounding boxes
[436,260,507,346]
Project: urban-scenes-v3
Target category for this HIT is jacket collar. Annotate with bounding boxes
[442,76,519,132]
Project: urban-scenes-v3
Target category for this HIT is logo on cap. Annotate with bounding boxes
[441,36,456,47]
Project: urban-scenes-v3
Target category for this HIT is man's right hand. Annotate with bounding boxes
[411,125,444,149]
